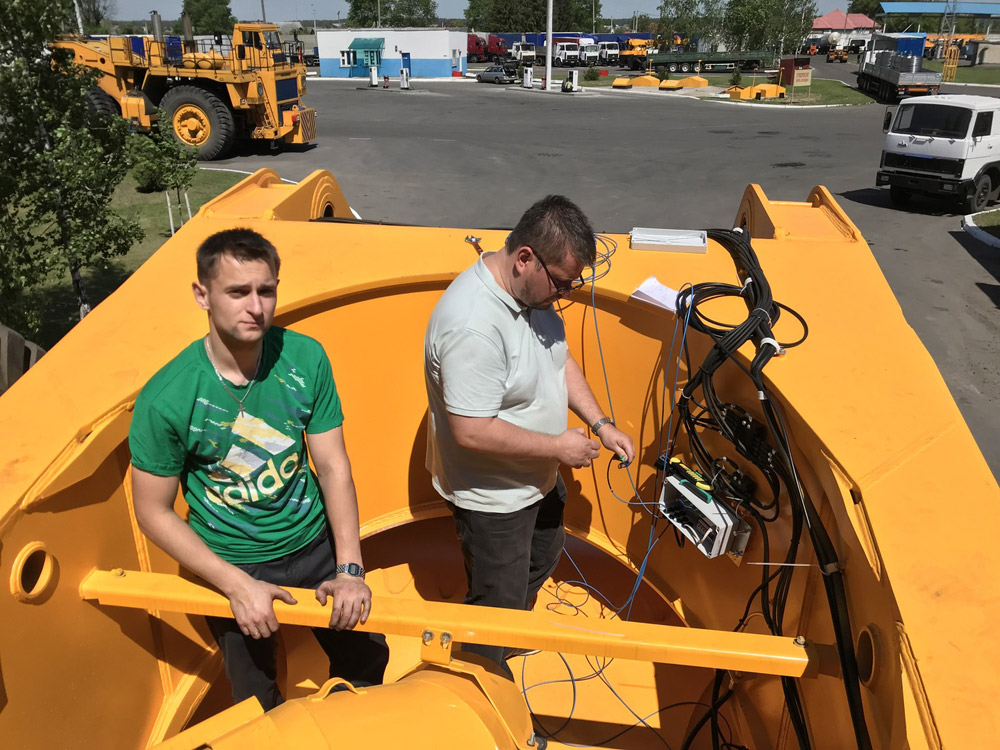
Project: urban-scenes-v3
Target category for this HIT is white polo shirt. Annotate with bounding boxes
[424,252,568,513]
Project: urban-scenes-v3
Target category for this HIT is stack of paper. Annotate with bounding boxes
[630,277,679,312]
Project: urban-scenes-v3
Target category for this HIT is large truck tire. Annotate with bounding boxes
[967,174,992,213]
[160,85,236,161]
[86,87,119,120]
[469,53,478,63]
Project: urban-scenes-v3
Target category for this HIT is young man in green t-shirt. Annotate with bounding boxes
[129,228,388,710]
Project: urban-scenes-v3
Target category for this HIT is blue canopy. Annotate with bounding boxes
[880,2,1000,15]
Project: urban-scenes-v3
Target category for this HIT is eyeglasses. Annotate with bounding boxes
[532,249,588,295]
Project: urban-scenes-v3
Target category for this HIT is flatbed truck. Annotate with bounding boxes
[858,33,942,102]
[646,49,771,73]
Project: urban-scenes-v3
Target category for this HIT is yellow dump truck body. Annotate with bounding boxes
[1,170,998,748]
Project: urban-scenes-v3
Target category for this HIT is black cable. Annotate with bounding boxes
[666,228,872,749]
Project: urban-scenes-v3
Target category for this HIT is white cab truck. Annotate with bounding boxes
[598,41,620,65]
[579,43,600,66]
[877,95,1000,212]
[510,42,535,64]
[537,42,580,67]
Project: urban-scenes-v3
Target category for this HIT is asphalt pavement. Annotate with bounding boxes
[213,73,1000,479]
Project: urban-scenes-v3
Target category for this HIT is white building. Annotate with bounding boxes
[318,28,468,78]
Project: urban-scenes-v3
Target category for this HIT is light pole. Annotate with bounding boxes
[260,0,267,22]
[592,0,595,34]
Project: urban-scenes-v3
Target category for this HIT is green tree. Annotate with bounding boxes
[722,0,815,52]
[465,0,600,32]
[127,113,199,198]
[846,0,880,17]
[464,0,491,28]
[385,0,438,26]
[491,1,544,32]
[0,0,143,333]
[182,0,234,34]
[347,0,384,27]
[79,0,116,32]
[659,0,725,47]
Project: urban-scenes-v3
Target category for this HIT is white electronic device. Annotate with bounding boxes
[658,460,751,560]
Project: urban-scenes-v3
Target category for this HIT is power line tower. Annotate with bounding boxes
[941,0,959,57]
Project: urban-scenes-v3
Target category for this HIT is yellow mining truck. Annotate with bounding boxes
[53,15,316,160]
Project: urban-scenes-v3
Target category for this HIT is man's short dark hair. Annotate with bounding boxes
[507,195,596,267]
[196,228,281,284]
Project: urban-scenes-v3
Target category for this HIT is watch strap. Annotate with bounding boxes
[335,563,366,579]
[591,416,614,433]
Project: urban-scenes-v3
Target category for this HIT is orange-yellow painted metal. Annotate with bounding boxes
[79,569,814,677]
[725,84,787,100]
[153,663,537,750]
[659,75,708,90]
[1,168,999,749]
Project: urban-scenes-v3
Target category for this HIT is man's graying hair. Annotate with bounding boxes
[506,195,596,267]
[196,228,281,284]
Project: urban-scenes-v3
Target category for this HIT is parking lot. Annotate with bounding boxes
[214,70,1000,478]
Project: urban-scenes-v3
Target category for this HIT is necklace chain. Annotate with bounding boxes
[204,337,263,417]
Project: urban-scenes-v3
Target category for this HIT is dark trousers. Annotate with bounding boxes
[206,525,389,711]
[448,475,567,673]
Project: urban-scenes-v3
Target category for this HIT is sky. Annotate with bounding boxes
[112,0,846,24]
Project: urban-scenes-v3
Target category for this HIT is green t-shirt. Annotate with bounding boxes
[129,327,343,563]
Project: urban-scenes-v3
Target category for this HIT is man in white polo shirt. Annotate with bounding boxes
[424,195,635,672]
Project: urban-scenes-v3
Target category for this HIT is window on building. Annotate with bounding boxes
[362,49,381,67]
[341,50,358,67]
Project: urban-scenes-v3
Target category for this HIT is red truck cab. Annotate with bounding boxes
[467,34,487,63]
[486,34,507,62]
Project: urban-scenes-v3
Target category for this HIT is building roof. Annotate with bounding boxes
[348,37,385,50]
[812,9,876,29]
[879,1,1000,14]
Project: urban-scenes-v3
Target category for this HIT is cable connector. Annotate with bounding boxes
[760,337,785,357]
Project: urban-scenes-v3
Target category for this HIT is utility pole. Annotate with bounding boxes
[593,0,596,34]
[72,0,84,34]
[260,0,267,22]
[545,0,553,90]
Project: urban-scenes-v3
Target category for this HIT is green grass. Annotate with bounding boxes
[972,207,1000,238]
[33,167,245,348]
[922,59,1000,85]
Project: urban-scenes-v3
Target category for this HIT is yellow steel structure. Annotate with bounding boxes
[79,569,815,677]
[659,76,708,90]
[53,23,315,160]
[942,45,960,83]
[724,84,787,100]
[1,169,999,748]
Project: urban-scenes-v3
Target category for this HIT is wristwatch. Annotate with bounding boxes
[335,563,366,579]
[591,416,615,433]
